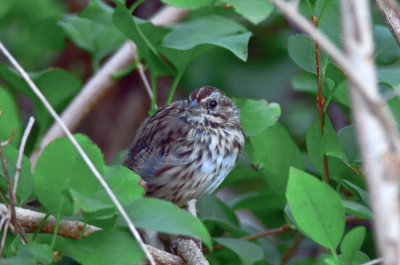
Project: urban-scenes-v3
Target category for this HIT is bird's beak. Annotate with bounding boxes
[188,99,199,109]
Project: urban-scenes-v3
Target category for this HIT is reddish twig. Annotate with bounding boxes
[312,16,330,184]
[281,233,304,265]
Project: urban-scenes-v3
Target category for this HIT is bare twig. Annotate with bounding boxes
[375,0,400,46]
[0,211,11,256]
[0,204,185,265]
[137,62,154,101]
[341,0,400,264]
[12,117,35,200]
[312,16,330,184]
[281,233,304,265]
[35,7,188,161]
[0,43,156,265]
[361,257,385,265]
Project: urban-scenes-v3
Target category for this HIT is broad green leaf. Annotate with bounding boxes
[234,98,280,137]
[160,0,215,9]
[56,230,145,265]
[341,227,366,265]
[0,87,22,145]
[163,15,252,62]
[306,118,345,175]
[80,0,115,26]
[288,34,328,74]
[34,135,104,216]
[214,237,264,265]
[378,68,400,88]
[316,0,341,45]
[59,15,125,67]
[119,198,212,248]
[198,195,239,231]
[0,144,33,204]
[286,168,345,249]
[222,0,274,24]
[319,254,340,265]
[247,124,303,195]
[32,16,65,51]
[342,200,372,220]
[338,125,360,163]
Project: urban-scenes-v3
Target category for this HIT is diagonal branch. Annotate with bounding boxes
[0,43,156,265]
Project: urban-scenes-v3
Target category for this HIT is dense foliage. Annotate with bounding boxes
[0,0,399,264]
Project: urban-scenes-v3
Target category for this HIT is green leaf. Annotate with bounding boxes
[378,68,400,88]
[306,118,345,175]
[247,124,303,195]
[234,98,280,137]
[19,242,53,264]
[0,87,22,146]
[119,198,212,248]
[340,227,366,265]
[59,14,125,67]
[57,230,145,265]
[221,0,274,24]
[288,34,328,74]
[32,16,65,51]
[34,135,104,216]
[342,200,372,220]
[338,125,360,163]
[113,2,172,76]
[286,168,345,249]
[0,67,82,141]
[198,195,239,230]
[160,0,215,9]
[374,25,400,64]
[339,180,369,206]
[214,237,264,265]
[163,15,252,62]
[0,144,33,204]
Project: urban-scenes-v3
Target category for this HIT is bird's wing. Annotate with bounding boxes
[123,103,193,182]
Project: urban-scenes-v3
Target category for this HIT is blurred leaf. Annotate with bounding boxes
[319,253,340,265]
[34,135,104,216]
[214,237,264,265]
[0,67,81,141]
[247,123,303,195]
[340,227,366,265]
[119,198,212,248]
[234,98,280,137]
[378,68,400,88]
[80,0,114,26]
[160,0,215,9]
[288,34,328,74]
[0,144,33,204]
[374,25,400,64]
[59,14,125,68]
[221,0,274,24]
[306,118,345,174]
[32,16,65,51]
[286,168,345,249]
[0,87,22,145]
[163,15,252,62]
[57,230,145,265]
[113,2,173,76]
[0,0,14,17]
[342,200,372,220]
[198,195,239,230]
[316,0,341,45]
[19,242,53,264]
[338,125,360,163]
[339,180,369,206]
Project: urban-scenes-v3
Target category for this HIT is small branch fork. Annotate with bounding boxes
[312,16,329,184]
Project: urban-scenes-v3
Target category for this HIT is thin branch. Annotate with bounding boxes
[281,233,304,265]
[375,0,400,46]
[312,16,329,184]
[137,62,154,101]
[0,43,156,265]
[12,117,35,201]
[0,204,185,265]
[360,257,385,265]
[34,7,188,163]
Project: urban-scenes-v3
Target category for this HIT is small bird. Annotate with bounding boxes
[123,87,244,205]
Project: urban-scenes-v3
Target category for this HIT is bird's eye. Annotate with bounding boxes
[209,100,218,109]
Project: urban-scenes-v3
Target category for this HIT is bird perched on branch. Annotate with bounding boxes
[124,87,244,205]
